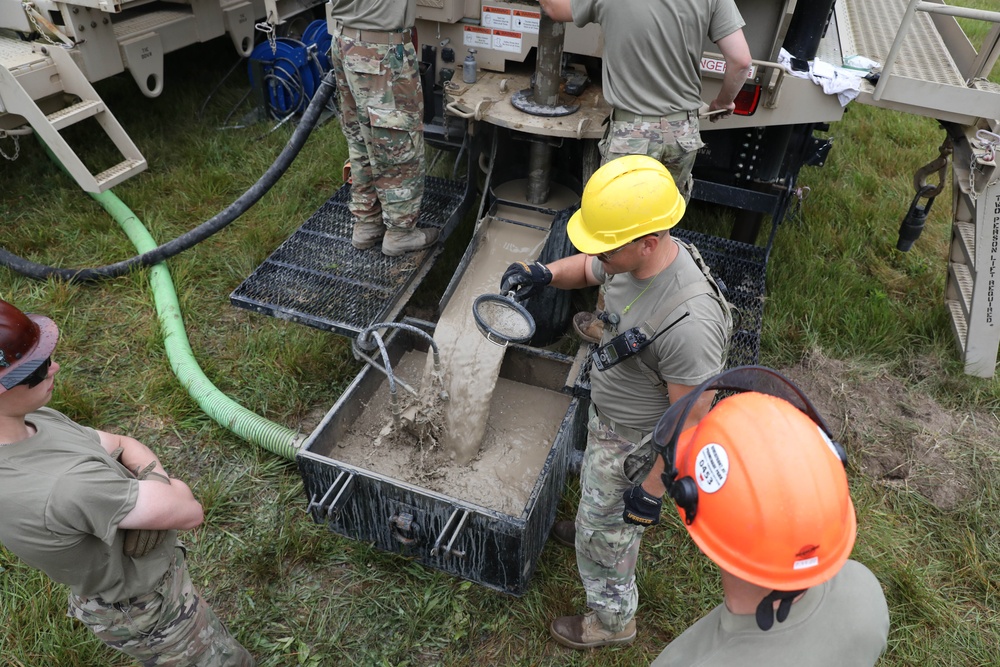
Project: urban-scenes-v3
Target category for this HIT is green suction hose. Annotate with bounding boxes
[89,190,304,460]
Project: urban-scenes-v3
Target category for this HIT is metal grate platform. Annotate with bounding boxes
[841,0,963,86]
[671,227,768,369]
[230,176,470,336]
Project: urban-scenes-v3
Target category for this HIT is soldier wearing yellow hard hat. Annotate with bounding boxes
[500,154,732,649]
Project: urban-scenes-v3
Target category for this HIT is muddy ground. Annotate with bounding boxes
[778,349,997,511]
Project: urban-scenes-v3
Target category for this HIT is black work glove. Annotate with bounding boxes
[622,485,663,526]
[500,261,552,302]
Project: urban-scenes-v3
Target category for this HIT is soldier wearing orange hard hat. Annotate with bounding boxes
[501,155,732,649]
[643,365,889,666]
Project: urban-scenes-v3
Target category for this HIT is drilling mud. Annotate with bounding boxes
[322,350,571,515]
[430,219,548,464]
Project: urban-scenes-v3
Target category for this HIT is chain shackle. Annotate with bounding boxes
[913,139,952,199]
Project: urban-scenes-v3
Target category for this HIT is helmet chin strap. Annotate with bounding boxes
[755,589,807,631]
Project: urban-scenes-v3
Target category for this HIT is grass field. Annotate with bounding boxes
[3,10,1000,667]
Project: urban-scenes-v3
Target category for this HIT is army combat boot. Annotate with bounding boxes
[572,312,604,345]
[382,227,440,257]
[351,221,385,250]
[571,290,605,344]
[550,611,636,649]
[550,520,576,549]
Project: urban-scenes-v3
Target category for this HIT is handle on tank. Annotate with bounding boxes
[431,508,469,558]
[306,469,355,522]
[389,512,422,546]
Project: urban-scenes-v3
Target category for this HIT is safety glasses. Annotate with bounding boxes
[594,238,641,263]
[17,357,51,389]
[594,232,666,263]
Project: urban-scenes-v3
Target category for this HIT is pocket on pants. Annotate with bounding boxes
[368,106,421,164]
[343,48,382,75]
[601,134,650,161]
[669,119,704,153]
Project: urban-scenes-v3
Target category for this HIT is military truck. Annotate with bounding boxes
[2,0,999,372]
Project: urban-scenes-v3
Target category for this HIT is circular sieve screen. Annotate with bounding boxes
[476,298,533,340]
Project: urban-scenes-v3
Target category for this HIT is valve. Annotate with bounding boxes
[896,185,936,252]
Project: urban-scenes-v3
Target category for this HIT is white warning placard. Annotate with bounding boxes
[492,29,523,54]
[512,9,540,34]
[464,25,492,49]
[482,5,512,30]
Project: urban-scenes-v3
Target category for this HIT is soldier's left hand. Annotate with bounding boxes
[622,485,663,526]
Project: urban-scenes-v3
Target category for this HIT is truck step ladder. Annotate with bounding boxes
[0,40,146,193]
[947,120,1000,377]
[837,0,1000,376]
[840,0,1000,124]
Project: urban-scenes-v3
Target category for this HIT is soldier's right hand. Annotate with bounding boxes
[500,261,552,302]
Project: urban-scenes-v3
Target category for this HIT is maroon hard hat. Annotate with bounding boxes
[0,299,59,393]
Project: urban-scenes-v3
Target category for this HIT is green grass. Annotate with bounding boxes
[2,23,1000,667]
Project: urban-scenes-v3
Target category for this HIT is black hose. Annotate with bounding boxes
[1,71,337,284]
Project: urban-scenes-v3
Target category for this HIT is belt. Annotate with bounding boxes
[591,404,652,444]
[341,27,412,45]
[611,108,695,123]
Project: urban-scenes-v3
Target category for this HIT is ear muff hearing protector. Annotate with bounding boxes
[651,366,847,525]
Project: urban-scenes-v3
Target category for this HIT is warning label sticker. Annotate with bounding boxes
[700,57,756,79]
[464,25,492,49]
[694,443,729,494]
[492,29,523,54]
[512,9,540,34]
[482,5,512,30]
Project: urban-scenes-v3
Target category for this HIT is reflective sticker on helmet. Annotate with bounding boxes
[694,443,729,494]
[793,557,819,570]
[816,425,840,459]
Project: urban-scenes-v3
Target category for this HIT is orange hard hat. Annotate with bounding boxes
[673,391,856,590]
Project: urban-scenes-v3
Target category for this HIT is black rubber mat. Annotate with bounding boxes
[230,177,469,337]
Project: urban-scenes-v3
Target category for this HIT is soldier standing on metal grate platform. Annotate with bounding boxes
[501,156,731,650]
[328,0,438,257]
[0,299,254,666]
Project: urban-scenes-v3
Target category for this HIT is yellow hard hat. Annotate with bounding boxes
[567,154,686,255]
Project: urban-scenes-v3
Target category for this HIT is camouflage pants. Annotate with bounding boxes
[67,547,254,667]
[574,408,655,632]
[599,113,704,203]
[331,28,425,230]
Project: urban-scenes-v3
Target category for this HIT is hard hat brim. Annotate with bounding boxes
[0,313,59,393]
[566,197,685,256]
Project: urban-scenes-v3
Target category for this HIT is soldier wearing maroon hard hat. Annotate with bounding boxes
[0,298,254,666]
